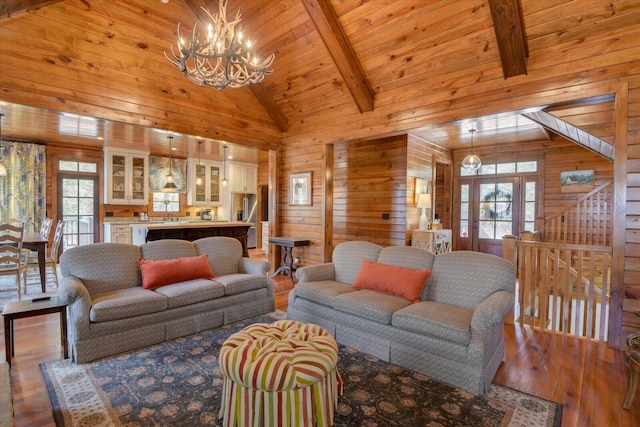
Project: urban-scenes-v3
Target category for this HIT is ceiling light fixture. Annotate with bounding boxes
[0,114,6,177]
[164,0,275,90]
[462,128,482,171]
[163,135,178,191]
[196,140,203,186]
[222,145,228,187]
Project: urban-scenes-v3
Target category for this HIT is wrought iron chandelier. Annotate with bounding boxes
[462,128,482,171]
[165,0,275,90]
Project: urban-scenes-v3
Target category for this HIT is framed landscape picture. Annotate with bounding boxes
[560,170,594,193]
[289,172,312,205]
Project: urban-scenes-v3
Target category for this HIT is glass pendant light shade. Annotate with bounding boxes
[462,128,482,171]
[196,140,203,186]
[163,135,178,191]
[221,145,228,187]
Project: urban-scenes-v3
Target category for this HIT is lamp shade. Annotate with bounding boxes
[416,193,432,209]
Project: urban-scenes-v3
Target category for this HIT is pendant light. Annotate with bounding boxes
[0,114,7,177]
[163,135,178,191]
[196,140,203,186]
[462,128,482,171]
[222,145,228,187]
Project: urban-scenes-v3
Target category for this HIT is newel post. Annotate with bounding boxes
[502,234,518,325]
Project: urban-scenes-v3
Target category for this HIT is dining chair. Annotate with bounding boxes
[24,220,65,289]
[0,222,27,300]
[40,217,53,239]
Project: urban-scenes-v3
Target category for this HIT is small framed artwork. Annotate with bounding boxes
[289,172,312,205]
[560,170,594,193]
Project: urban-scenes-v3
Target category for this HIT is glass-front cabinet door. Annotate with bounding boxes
[188,159,222,206]
[104,148,149,205]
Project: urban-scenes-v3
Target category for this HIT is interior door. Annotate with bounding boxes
[57,173,99,248]
[473,177,520,256]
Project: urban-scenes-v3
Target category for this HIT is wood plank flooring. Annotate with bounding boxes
[2,263,638,426]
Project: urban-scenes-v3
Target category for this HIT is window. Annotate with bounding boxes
[152,192,179,213]
[58,113,98,138]
[465,160,538,177]
[59,160,97,173]
[523,181,536,232]
[460,184,470,238]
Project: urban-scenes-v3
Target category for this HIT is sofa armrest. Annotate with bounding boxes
[57,276,93,342]
[238,257,270,275]
[296,263,335,283]
[471,290,514,330]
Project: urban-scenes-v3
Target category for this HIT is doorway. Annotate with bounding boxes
[57,173,99,249]
[473,177,520,255]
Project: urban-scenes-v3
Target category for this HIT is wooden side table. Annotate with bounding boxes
[411,229,452,254]
[268,236,310,283]
[2,295,67,367]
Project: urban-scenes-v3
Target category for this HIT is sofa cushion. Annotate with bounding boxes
[194,237,243,276]
[333,289,411,325]
[332,241,383,285]
[60,243,142,295]
[153,278,225,308]
[427,251,516,309]
[140,239,197,260]
[294,280,359,307]
[353,260,431,303]
[392,301,474,345]
[139,255,215,290]
[212,273,271,296]
[90,287,167,322]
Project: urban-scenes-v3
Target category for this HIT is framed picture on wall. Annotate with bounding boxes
[289,172,312,205]
[560,170,594,193]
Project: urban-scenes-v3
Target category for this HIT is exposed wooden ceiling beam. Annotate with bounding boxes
[183,0,288,132]
[488,0,529,78]
[301,0,374,114]
[0,0,61,21]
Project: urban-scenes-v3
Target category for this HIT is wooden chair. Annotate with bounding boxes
[24,220,64,289]
[0,222,27,300]
[40,217,53,240]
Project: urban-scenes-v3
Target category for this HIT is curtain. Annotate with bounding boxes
[0,141,46,231]
[149,155,187,193]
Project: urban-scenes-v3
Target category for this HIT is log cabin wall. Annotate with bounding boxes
[332,135,407,249]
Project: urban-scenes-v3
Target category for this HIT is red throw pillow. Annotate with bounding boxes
[353,260,431,303]
[139,255,215,290]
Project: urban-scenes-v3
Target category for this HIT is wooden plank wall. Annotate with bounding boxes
[333,136,407,248]
[624,79,640,341]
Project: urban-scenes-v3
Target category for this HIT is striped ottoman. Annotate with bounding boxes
[219,319,343,427]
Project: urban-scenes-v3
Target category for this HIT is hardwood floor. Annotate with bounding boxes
[2,264,638,426]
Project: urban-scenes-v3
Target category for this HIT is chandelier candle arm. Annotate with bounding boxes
[165,0,275,90]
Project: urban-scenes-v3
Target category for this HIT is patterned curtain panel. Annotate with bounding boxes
[0,141,46,231]
[149,156,187,193]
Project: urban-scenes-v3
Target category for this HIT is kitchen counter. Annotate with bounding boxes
[130,221,252,256]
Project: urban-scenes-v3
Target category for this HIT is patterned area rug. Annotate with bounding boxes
[41,312,562,427]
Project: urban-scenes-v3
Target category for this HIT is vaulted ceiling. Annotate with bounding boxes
[0,0,624,160]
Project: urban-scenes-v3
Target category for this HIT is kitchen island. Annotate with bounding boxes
[130,221,252,256]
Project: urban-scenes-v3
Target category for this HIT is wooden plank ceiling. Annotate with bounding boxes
[0,0,624,159]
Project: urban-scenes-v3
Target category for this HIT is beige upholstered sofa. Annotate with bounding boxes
[58,236,275,363]
[287,241,515,395]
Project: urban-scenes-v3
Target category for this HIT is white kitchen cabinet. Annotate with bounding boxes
[187,158,222,206]
[230,162,258,193]
[103,223,132,244]
[104,148,149,205]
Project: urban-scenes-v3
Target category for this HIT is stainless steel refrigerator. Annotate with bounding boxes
[232,192,258,248]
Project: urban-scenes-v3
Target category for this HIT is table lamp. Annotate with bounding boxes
[417,193,432,231]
